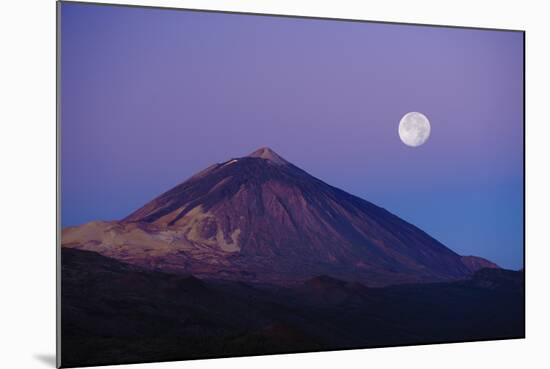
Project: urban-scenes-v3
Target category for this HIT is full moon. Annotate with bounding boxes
[398,112,431,147]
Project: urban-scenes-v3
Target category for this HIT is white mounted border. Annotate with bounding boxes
[2,1,549,369]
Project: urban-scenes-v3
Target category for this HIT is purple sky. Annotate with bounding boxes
[60,3,524,269]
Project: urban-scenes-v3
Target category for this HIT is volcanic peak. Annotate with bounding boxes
[247,147,289,166]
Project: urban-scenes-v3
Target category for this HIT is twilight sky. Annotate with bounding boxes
[60,3,524,269]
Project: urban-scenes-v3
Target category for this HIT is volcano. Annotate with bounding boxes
[62,147,490,286]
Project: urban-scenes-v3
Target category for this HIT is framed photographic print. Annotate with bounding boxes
[57,1,525,367]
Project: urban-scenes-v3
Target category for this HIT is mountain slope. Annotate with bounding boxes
[461,255,500,272]
[63,147,480,286]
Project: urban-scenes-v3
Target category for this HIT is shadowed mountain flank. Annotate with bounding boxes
[61,248,523,367]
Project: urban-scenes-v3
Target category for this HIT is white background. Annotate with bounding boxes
[0,0,548,368]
